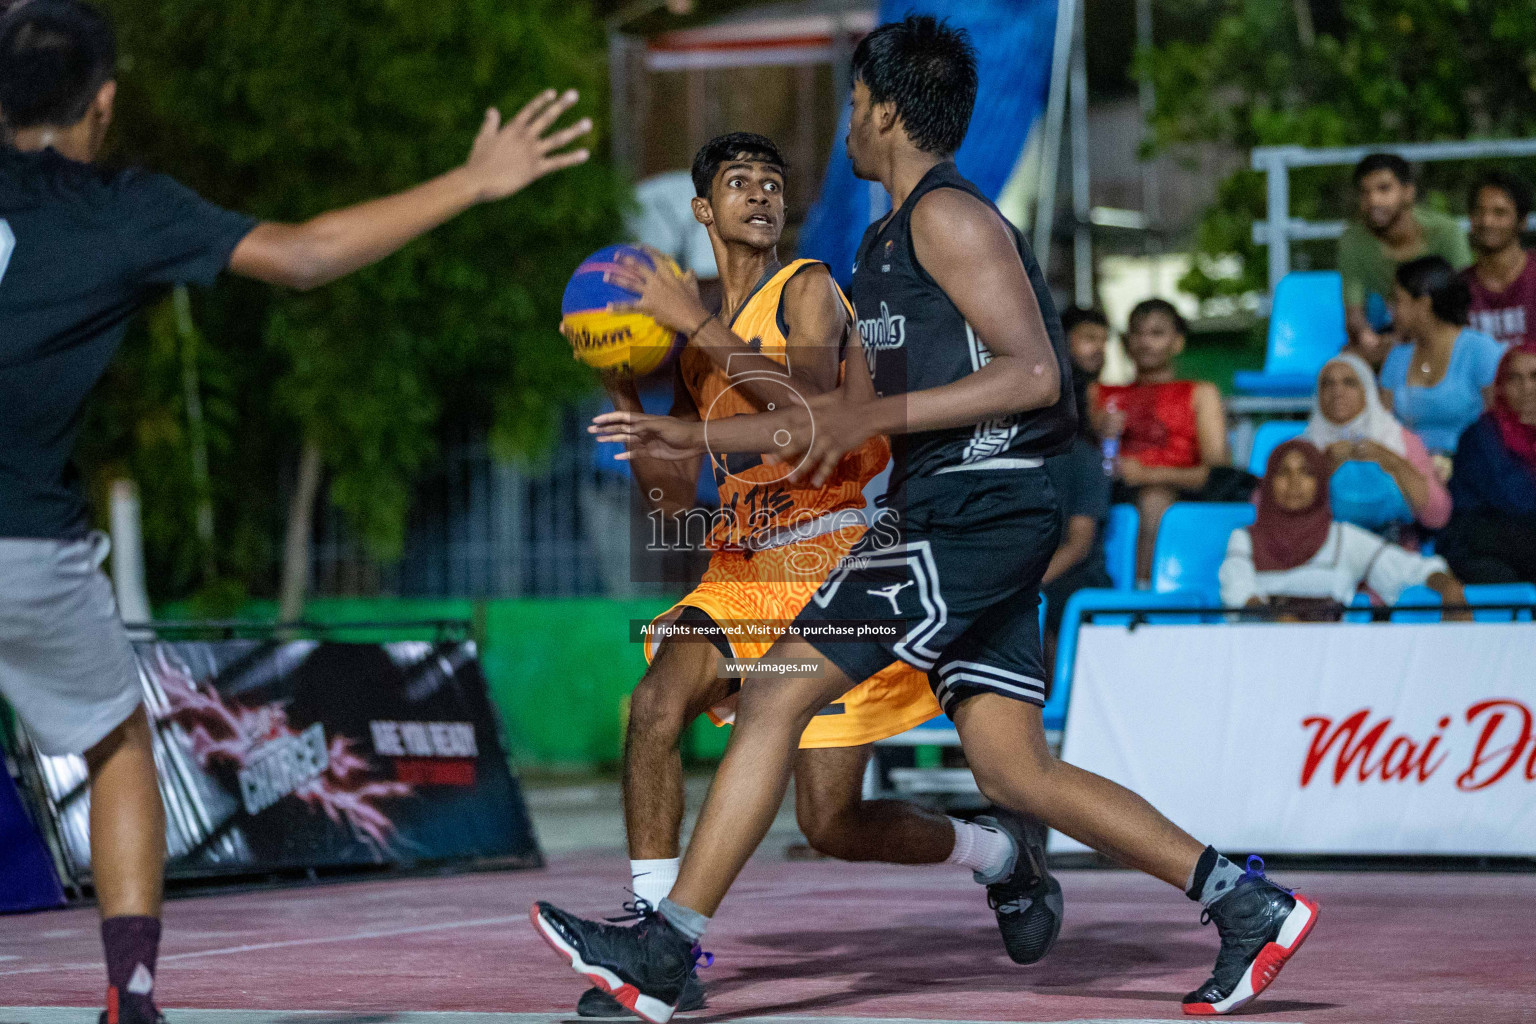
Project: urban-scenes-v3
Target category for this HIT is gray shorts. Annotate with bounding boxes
[0,532,143,756]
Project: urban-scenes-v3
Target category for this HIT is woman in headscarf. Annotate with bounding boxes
[1441,344,1536,583]
[1219,440,1464,615]
[1303,352,1450,533]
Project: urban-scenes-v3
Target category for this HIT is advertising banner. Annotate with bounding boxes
[28,640,539,883]
[1053,623,1536,855]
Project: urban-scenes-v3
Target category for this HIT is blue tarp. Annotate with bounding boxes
[798,0,1060,284]
[1,763,65,913]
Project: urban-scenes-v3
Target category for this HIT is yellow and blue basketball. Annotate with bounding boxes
[560,244,684,376]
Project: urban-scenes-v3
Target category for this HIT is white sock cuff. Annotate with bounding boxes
[630,857,680,908]
[944,817,1014,881]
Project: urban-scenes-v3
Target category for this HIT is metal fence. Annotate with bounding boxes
[309,405,643,598]
[1250,137,1536,293]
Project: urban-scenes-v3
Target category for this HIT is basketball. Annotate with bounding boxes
[560,244,684,376]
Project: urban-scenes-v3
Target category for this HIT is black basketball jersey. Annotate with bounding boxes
[0,146,255,538]
[850,161,1076,487]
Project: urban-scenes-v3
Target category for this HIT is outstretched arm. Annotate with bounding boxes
[229,90,590,291]
[599,366,703,516]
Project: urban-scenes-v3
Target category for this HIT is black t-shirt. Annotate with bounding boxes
[1044,434,1111,576]
[0,147,256,538]
[851,161,1076,487]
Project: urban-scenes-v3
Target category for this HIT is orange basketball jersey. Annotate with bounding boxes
[680,259,890,552]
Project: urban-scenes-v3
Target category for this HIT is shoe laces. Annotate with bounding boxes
[1199,855,1285,926]
[605,892,715,972]
[604,894,658,924]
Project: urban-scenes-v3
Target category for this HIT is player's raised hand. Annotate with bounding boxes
[605,252,710,335]
[464,89,592,203]
[590,410,706,461]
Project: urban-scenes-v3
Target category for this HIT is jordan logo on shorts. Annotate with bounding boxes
[868,580,914,614]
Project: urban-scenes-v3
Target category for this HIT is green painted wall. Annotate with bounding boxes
[156,596,732,770]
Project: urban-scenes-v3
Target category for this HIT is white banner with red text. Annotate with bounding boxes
[1051,622,1536,855]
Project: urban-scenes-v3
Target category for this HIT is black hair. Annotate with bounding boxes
[1469,169,1534,222]
[1060,306,1108,335]
[851,15,977,157]
[690,132,785,200]
[1395,255,1471,326]
[0,0,115,131]
[1353,152,1413,187]
[1128,297,1188,336]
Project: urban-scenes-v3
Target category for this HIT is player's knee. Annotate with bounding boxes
[971,752,1057,816]
[797,805,865,861]
[627,672,694,744]
[735,680,821,736]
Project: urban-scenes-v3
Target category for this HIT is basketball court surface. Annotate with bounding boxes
[4,852,1533,1024]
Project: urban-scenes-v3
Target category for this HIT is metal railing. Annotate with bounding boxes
[122,619,473,641]
[1081,602,1536,625]
[1250,138,1536,292]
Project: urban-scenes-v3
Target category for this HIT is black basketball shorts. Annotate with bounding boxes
[793,467,1062,717]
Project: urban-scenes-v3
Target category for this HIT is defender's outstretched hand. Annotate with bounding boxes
[464,89,592,203]
[591,410,707,462]
[782,392,881,488]
[604,251,710,336]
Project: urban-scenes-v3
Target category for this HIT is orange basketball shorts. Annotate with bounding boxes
[642,522,940,748]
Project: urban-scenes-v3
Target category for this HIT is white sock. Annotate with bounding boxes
[630,857,679,908]
[945,817,1014,881]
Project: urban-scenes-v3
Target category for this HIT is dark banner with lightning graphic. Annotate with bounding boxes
[27,640,540,883]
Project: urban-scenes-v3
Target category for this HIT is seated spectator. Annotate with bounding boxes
[1304,353,1450,534]
[1464,170,1536,349]
[1043,307,1114,662]
[1060,305,1109,426]
[1092,298,1251,582]
[1441,344,1536,584]
[1381,255,1502,465]
[1220,440,1465,618]
[1340,153,1473,369]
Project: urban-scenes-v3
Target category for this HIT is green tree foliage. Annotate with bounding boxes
[1142,0,1536,300]
[82,0,623,602]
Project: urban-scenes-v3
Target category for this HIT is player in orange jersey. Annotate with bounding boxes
[564,133,1061,1018]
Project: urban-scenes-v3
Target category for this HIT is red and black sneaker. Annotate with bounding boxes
[531,900,700,1024]
[99,997,164,1024]
[1182,857,1319,1016]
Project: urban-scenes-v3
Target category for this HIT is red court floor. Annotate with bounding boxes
[2,854,1533,1023]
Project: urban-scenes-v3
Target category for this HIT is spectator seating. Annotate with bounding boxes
[1247,420,1308,476]
[1463,582,1536,622]
[1045,588,1209,731]
[1150,502,1257,603]
[1389,583,1442,623]
[1233,271,1347,397]
[1103,503,1139,590]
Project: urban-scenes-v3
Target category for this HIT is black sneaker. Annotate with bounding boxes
[576,969,707,1018]
[1183,856,1319,1015]
[99,1009,164,1024]
[531,900,700,1024]
[973,809,1064,965]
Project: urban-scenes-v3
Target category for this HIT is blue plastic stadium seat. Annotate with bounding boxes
[1247,420,1309,476]
[1102,504,1139,591]
[1389,583,1441,623]
[1150,502,1257,604]
[1233,271,1347,397]
[1463,582,1536,622]
[1045,588,1207,732]
[1344,590,1375,623]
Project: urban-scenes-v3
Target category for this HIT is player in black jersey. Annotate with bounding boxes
[0,3,589,1022]
[537,15,1318,1021]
